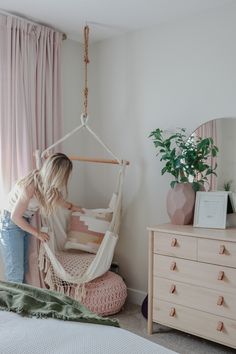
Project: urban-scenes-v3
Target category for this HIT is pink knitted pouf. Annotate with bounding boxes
[81,271,127,316]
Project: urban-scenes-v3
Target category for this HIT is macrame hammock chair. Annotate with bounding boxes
[34,26,129,300]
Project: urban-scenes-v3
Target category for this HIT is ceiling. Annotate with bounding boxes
[0,0,233,42]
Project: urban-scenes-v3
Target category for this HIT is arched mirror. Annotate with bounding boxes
[190,117,236,192]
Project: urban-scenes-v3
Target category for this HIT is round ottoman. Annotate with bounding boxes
[81,271,127,316]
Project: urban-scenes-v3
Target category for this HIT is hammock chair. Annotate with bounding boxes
[34,26,129,299]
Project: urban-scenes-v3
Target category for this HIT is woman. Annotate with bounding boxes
[0,153,82,283]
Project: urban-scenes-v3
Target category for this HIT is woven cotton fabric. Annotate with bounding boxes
[0,311,177,354]
[41,250,127,315]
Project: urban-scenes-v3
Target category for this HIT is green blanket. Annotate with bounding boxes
[0,281,119,327]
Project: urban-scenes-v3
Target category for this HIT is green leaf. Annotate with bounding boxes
[148,126,218,185]
[161,167,167,175]
[170,180,178,189]
[180,176,189,183]
[192,181,201,191]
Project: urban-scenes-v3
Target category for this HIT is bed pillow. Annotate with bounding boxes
[64,208,113,254]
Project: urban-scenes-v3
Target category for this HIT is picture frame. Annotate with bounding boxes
[193,191,229,229]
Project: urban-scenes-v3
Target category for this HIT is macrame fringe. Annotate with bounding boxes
[44,267,55,290]
[74,283,87,302]
[38,245,50,273]
[38,245,45,271]
[40,257,86,302]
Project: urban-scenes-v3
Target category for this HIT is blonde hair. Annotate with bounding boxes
[16,153,73,215]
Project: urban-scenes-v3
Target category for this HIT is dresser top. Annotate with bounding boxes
[147,223,236,242]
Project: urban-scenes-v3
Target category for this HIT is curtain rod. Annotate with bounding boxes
[0,9,67,40]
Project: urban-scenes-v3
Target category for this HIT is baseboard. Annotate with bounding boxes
[127,287,146,306]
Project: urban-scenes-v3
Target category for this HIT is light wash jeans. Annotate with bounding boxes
[0,210,31,283]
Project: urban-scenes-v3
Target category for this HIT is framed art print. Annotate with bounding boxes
[193,191,229,229]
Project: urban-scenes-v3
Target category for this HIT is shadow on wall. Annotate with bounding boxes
[114,157,149,283]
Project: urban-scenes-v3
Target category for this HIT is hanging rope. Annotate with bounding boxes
[40,24,129,165]
[83,26,90,117]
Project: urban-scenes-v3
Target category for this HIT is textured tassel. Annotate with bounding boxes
[75,283,87,301]
[38,246,45,271]
[44,268,55,290]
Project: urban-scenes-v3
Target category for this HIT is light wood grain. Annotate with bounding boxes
[198,238,236,268]
[153,300,236,349]
[69,156,130,165]
[147,224,236,242]
[148,224,236,349]
[147,230,154,335]
[153,232,197,260]
[153,277,236,320]
[154,255,236,294]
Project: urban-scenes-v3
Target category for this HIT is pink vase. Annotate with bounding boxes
[166,183,196,225]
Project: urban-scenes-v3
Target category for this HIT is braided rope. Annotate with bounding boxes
[83,26,89,116]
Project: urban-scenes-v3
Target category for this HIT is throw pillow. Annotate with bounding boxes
[64,208,113,254]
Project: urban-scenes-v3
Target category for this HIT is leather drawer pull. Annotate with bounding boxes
[217,296,224,306]
[171,238,177,247]
[169,284,176,294]
[170,261,176,271]
[217,321,224,332]
[169,307,175,317]
[218,271,224,280]
[219,245,225,255]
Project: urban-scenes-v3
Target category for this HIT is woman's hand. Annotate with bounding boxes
[71,205,85,213]
[36,231,50,242]
[58,198,85,214]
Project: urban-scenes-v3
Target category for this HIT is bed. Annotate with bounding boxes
[0,311,176,354]
[0,281,176,354]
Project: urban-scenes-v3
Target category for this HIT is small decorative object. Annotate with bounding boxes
[141,295,148,319]
[223,180,233,191]
[193,191,229,229]
[167,183,196,224]
[149,128,218,225]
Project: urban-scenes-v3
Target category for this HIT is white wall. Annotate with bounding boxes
[61,40,104,208]
[217,118,236,192]
[61,2,236,303]
[61,39,87,205]
[78,2,236,303]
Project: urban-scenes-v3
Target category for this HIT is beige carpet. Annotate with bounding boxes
[112,303,235,354]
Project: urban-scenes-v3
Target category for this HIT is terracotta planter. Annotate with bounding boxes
[166,183,196,225]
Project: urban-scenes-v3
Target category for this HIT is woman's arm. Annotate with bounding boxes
[10,185,49,242]
[57,198,84,213]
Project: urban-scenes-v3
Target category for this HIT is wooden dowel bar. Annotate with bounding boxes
[69,156,130,165]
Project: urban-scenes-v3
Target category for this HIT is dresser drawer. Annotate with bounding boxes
[153,232,197,260]
[153,300,236,349]
[154,255,236,294]
[198,238,236,268]
[154,277,236,320]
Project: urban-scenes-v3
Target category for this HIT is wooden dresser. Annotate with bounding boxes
[147,224,236,349]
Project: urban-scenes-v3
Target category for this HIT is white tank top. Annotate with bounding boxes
[6,185,40,218]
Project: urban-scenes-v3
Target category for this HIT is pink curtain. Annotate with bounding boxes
[195,120,217,191]
[0,14,63,285]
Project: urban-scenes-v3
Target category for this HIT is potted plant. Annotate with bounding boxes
[149,128,218,224]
